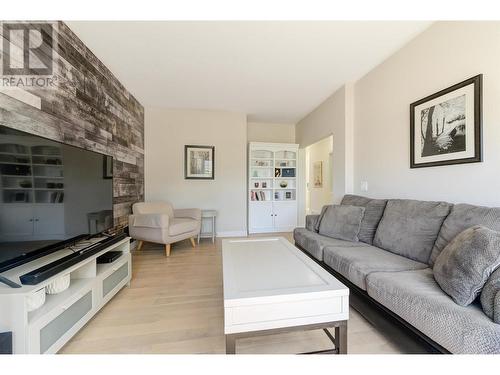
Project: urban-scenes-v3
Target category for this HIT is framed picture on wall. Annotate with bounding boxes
[185,145,215,180]
[313,161,323,187]
[410,74,482,168]
[103,155,113,179]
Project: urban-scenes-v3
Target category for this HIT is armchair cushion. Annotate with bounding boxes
[169,218,199,236]
[133,201,174,218]
[129,213,169,228]
[174,208,202,221]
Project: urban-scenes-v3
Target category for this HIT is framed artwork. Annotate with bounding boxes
[103,155,113,179]
[184,145,215,180]
[313,161,323,188]
[410,74,482,168]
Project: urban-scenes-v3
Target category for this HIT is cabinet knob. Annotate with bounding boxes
[29,218,33,222]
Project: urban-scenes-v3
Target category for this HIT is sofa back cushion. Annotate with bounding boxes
[341,194,387,244]
[429,203,500,266]
[318,205,365,242]
[433,225,500,306]
[314,205,331,232]
[373,199,451,263]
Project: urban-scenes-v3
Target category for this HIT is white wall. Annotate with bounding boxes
[145,107,247,236]
[247,121,295,143]
[354,21,500,206]
[295,85,354,203]
[306,136,333,214]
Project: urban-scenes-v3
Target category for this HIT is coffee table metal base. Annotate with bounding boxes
[225,320,348,354]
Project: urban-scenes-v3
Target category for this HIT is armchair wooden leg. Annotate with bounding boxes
[165,244,171,257]
[137,240,144,251]
[190,237,196,248]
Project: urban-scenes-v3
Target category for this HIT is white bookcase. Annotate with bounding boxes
[248,142,299,233]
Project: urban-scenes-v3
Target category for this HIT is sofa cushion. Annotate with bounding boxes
[373,199,451,264]
[318,205,365,242]
[481,267,500,322]
[305,214,320,232]
[293,228,368,261]
[366,269,500,354]
[314,205,331,232]
[168,218,198,236]
[433,226,500,306]
[323,245,428,290]
[429,203,500,266]
[341,195,387,244]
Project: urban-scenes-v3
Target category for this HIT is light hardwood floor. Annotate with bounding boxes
[60,234,403,354]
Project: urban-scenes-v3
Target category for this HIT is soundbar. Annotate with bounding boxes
[19,233,127,285]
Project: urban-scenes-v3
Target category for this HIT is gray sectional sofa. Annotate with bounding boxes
[294,195,500,354]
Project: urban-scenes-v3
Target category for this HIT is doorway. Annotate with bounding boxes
[304,135,333,215]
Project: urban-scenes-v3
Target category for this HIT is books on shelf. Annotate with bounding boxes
[49,191,64,203]
[251,190,267,201]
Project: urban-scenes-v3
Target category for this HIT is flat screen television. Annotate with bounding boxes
[0,125,114,273]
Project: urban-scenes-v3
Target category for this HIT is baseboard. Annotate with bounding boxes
[217,231,248,237]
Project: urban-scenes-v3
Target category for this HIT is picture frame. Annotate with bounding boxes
[313,161,323,187]
[410,75,482,168]
[103,155,113,179]
[184,145,215,180]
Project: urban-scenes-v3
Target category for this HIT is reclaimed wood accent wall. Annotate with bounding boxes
[0,21,144,227]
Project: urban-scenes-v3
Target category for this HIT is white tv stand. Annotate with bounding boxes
[0,236,131,354]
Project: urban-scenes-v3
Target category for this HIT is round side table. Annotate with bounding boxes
[198,210,217,243]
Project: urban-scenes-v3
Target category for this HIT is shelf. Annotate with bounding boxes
[0,162,31,166]
[34,176,64,179]
[250,158,273,161]
[273,188,296,190]
[31,154,62,157]
[250,166,273,169]
[32,164,64,167]
[96,257,126,276]
[28,278,94,325]
[2,175,32,178]
[0,152,30,157]
[3,187,32,190]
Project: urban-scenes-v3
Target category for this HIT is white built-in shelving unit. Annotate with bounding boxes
[248,142,299,233]
[0,135,65,241]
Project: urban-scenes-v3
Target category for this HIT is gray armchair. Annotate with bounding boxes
[129,201,201,256]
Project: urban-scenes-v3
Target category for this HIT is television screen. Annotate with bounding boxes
[0,125,113,271]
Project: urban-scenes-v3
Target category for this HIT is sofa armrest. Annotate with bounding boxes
[129,213,170,228]
[305,214,320,232]
[174,208,201,221]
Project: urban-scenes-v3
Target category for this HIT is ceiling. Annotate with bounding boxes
[66,21,432,123]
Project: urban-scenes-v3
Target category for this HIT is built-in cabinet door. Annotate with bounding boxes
[33,205,65,237]
[273,201,297,231]
[0,204,34,240]
[249,201,274,233]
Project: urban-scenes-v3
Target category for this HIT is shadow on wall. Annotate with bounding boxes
[305,135,333,215]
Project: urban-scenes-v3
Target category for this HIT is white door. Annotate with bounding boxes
[33,205,65,238]
[273,201,297,232]
[249,201,274,233]
[0,204,34,240]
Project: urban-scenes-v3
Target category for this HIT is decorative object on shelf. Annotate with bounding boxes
[45,273,70,294]
[285,191,293,200]
[262,182,267,188]
[279,181,288,188]
[275,168,281,177]
[410,74,482,168]
[254,182,259,188]
[282,168,295,177]
[313,161,323,188]
[103,155,113,179]
[279,161,287,167]
[13,192,29,202]
[19,180,32,188]
[26,288,46,312]
[274,191,280,200]
[185,145,215,180]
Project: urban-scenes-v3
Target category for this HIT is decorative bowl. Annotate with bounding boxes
[26,288,46,312]
[279,181,288,188]
[45,274,71,294]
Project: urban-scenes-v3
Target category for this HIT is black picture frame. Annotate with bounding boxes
[184,145,215,180]
[103,155,113,179]
[410,74,482,168]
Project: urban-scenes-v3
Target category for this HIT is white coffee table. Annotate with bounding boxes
[222,237,349,354]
